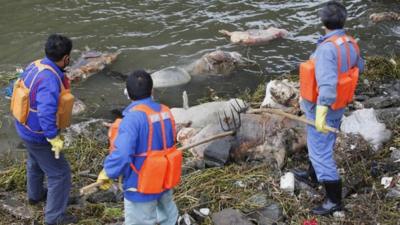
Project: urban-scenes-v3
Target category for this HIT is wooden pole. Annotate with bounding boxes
[79,182,103,196]
[247,108,340,134]
[178,130,234,151]
[79,130,236,196]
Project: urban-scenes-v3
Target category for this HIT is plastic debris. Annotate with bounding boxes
[177,213,193,225]
[280,172,295,193]
[341,108,392,150]
[381,177,393,189]
[199,208,210,216]
[234,180,246,188]
[333,211,346,219]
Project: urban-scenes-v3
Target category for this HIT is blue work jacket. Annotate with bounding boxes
[302,29,365,119]
[15,58,65,144]
[103,98,175,202]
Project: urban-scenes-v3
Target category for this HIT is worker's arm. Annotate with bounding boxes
[315,42,338,106]
[103,113,139,179]
[36,71,61,139]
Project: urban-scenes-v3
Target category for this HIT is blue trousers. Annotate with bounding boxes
[24,141,71,224]
[124,190,178,225]
[301,100,344,182]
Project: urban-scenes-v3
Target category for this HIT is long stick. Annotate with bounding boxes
[80,182,103,196]
[178,130,234,151]
[247,108,340,134]
[79,130,236,196]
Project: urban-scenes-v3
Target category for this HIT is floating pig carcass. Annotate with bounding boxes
[370,12,400,23]
[151,66,192,88]
[151,50,255,88]
[219,27,289,45]
[65,50,120,82]
[185,50,256,76]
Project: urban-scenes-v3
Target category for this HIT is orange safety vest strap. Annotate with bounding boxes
[34,61,66,91]
[131,104,155,152]
[348,37,360,66]
[158,112,168,150]
[21,61,57,132]
[161,104,177,142]
[323,36,342,75]
[342,37,351,71]
[323,35,360,74]
[130,162,140,174]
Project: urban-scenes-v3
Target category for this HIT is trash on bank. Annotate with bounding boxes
[381,177,393,189]
[341,108,392,150]
[280,172,295,193]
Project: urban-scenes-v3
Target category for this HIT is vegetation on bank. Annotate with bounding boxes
[363,55,400,82]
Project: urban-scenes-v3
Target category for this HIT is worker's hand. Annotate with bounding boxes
[315,105,329,133]
[47,135,64,159]
[97,169,113,190]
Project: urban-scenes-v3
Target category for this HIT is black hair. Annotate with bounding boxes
[45,34,72,62]
[126,70,153,100]
[319,1,347,30]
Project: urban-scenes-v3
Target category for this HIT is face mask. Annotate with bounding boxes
[124,88,130,100]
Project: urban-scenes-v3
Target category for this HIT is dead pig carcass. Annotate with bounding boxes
[66,50,119,82]
[184,113,307,168]
[219,27,289,45]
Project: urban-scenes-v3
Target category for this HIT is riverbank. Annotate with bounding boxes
[0,56,399,224]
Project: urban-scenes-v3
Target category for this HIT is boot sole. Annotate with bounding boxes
[311,206,342,216]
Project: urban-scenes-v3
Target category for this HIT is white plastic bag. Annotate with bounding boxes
[341,108,392,150]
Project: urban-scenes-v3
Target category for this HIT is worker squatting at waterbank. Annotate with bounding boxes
[295,1,365,215]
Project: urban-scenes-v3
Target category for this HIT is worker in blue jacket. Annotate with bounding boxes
[14,34,77,225]
[97,70,179,225]
[294,1,364,215]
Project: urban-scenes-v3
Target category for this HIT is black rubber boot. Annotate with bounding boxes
[293,162,318,187]
[312,180,342,215]
[28,188,47,205]
[45,214,78,225]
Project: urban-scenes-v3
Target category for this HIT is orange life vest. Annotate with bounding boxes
[10,60,75,130]
[108,118,122,151]
[109,103,182,194]
[299,35,360,110]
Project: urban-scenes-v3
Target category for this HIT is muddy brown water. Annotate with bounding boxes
[0,0,399,153]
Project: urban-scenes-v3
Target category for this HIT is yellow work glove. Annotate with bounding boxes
[97,169,113,190]
[47,135,64,159]
[315,105,329,133]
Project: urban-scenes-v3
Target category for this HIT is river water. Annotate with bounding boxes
[0,0,399,152]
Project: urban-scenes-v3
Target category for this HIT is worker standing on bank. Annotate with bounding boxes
[295,1,364,215]
[97,70,181,225]
[11,34,76,224]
